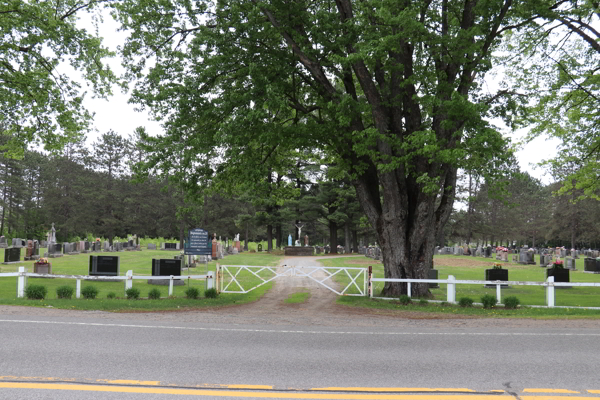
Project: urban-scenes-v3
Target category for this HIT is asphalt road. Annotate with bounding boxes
[1,311,600,399]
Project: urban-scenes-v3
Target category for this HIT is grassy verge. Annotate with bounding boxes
[285,291,311,304]
[0,284,272,312]
[0,250,282,311]
[337,296,600,318]
[320,255,600,318]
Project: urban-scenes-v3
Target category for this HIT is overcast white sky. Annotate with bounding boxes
[78,12,560,184]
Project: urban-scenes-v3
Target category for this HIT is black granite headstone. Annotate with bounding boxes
[152,259,182,276]
[4,247,21,263]
[89,255,120,276]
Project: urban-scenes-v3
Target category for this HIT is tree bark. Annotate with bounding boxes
[329,220,338,254]
[353,165,456,298]
[344,221,351,254]
[267,224,273,251]
[352,229,358,253]
[275,223,281,249]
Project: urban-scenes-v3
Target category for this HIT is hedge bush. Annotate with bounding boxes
[81,285,99,299]
[56,285,74,299]
[25,285,47,300]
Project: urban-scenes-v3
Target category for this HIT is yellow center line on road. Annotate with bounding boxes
[0,376,273,390]
[0,382,511,399]
[522,398,600,400]
[96,379,160,386]
[310,388,478,393]
[3,382,600,399]
[523,389,581,394]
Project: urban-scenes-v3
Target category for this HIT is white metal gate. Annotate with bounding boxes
[218,265,367,296]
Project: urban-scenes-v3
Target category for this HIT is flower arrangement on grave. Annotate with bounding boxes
[552,258,564,269]
[37,258,49,264]
[493,262,503,270]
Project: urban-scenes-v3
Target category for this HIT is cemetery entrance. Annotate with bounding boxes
[217,265,367,296]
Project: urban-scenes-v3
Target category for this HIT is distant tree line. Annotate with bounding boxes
[447,171,600,250]
[1,130,598,250]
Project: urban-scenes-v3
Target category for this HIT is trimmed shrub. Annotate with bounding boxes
[56,285,74,299]
[25,284,47,300]
[458,297,474,308]
[398,294,412,305]
[185,287,200,299]
[148,288,161,300]
[204,288,218,299]
[481,294,497,309]
[504,296,520,309]
[106,292,116,299]
[125,287,140,300]
[81,285,99,299]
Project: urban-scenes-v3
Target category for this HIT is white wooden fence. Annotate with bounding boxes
[369,275,600,309]
[4,267,214,298]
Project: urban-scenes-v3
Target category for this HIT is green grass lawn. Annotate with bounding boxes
[0,248,283,311]
[285,291,311,304]
[319,254,600,310]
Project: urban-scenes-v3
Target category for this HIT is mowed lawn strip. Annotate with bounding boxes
[319,255,600,317]
[285,291,311,304]
[0,249,283,311]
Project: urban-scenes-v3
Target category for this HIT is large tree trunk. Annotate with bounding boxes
[352,229,358,253]
[244,221,249,251]
[354,164,456,298]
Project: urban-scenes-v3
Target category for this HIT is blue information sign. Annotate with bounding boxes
[184,228,212,255]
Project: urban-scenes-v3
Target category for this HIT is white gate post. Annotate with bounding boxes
[76,279,81,299]
[17,266,26,298]
[206,271,214,290]
[125,270,133,293]
[217,263,221,293]
[496,284,502,305]
[546,276,555,308]
[169,276,174,296]
[447,275,456,303]
[368,266,373,298]
[407,282,412,298]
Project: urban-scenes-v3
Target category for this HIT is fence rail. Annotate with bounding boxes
[2,267,214,298]
[370,275,600,309]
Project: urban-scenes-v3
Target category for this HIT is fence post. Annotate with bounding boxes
[447,275,456,303]
[16,266,26,298]
[368,266,372,298]
[496,284,501,305]
[76,279,81,299]
[206,271,214,290]
[546,276,555,308]
[125,270,133,293]
[407,282,412,298]
[169,276,174,296]
[217,263,221,293]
